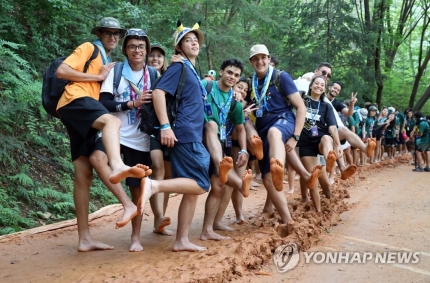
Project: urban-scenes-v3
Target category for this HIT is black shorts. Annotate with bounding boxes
[208,139,232,176]
[299,138,323,157]
[385,137,397,146]
[58,97,109,161]
[150,136,170,161]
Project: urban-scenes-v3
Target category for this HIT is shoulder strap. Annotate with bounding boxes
[229,98,237,113]
[171,63,188,128]
[113,62,124,93]
[205,80,213,95]
[147,65,158,82]
[272,70,292,107]
[83,44,99,73]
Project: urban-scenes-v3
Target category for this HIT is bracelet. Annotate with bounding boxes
[160,123,171,130]
[239,149,248,155]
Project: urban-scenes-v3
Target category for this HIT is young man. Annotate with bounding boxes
[200,58,252,241]
[247,44,322,225]
[412,111,430,172]
[138,21,211,252]
[92,28,172,252]
[56,17,151,252]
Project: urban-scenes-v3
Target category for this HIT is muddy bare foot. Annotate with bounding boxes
[241,169,253,197]
[251,135,264,160]
[270,158,284,192]
[78,239,114,252]
[367,138,377,158]
[109,164,152,184]
[213,222,234,231]
[219,156,233,184]
[129,238,144,252]
[235,215,245,224]
[153,217,173,236]
[200,230,230,241]
[173,239,207,252]
[326,150,337,172]
[115,204,138,229]
[137,177,153,215]
[341,164,357,180]
[306,164,323,189]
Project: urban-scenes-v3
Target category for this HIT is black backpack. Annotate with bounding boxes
[41,44,99,118]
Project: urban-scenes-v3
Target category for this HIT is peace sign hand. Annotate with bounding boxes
[350,92,358,106]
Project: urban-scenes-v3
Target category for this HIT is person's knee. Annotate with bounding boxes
[89,150,107,168]
[267,127,281,141]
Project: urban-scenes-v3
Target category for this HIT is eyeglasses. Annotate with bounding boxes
[125,29,147,37]
[321,70,332,79]
[102,30,121,38]
[127,44,146,52]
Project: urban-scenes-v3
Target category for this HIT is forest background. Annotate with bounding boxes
[0,0,429,235]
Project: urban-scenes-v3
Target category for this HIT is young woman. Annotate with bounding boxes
[148,44,168,74]
[366,105,378,163]
[404,109,416,153]
[297,76,342,212]
[374,107,388,161]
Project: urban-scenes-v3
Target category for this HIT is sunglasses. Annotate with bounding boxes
[321,70,332,79]
[125,29,147,37]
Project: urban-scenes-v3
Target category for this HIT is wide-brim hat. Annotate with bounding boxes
[91,17,127,38]
[369,105,378,111]
[150,44,166,56]
[122,29,151,56]
[173,20,203,47]
[249,44,270,59]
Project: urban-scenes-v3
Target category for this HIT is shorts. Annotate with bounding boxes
[170,142,210,191]
[398,132,405,144]
[208,139,234,176]
[299,137,324,157]
[385,137,397,146]
[93,138,151,187]
[150,136,170,161]
[258,117,294,177]
[58,97,109,161]
[417,143,430,152]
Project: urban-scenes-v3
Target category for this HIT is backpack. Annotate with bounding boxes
[112,62,158,93]
[41,44,99,118]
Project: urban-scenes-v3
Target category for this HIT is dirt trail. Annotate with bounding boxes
[0,156,421,283]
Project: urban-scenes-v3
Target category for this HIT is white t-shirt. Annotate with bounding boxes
[100,68,151,152]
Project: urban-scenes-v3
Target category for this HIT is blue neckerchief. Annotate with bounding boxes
[310,99,321,125]
[122,59,143,87]
[182,59,207,100]
[212,82,233,126]
[93,40,112,65]
[252,65,273,112]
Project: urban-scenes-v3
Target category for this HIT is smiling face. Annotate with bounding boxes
[219,65,241,90]
[315,65,332,82]
[329,82,341,98]
[176,32,200,58]
[124,38,147,66]
[310,77,326,97]
[381,108,388,116]
[249,54,270,79]
[234,81,249,100]
[97,28,121,53]
[148,49,165,72]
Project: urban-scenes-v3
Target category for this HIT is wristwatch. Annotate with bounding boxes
[293,134,300,141]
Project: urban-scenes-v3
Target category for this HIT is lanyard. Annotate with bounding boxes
[183,59,207,101]
[310,100,321,125]
[128,68,149,101]
[251,65,273,111]
[211,82,233,126]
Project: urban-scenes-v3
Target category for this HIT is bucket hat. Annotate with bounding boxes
[150,44,166,56]
[173,20,203,47]
[91,17,127,37]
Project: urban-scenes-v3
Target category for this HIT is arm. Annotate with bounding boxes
[152,89,177,147]
[344,92,358,117]
[285,92,306,152]
[235,124,248,167]
[57,62,114,82]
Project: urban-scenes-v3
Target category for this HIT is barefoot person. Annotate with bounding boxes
[200,59,252,241]
[297,76,342,212]
[55,17,150,251]
[246,44,322,225]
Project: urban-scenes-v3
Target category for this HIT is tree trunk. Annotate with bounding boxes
[414,84,430,111]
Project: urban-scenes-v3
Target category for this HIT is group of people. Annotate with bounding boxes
[54,16,428,254]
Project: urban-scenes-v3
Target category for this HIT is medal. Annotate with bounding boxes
[311,125,318,136]
[256,109,263,117]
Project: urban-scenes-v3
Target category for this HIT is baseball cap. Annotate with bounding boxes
[249,44,269,59]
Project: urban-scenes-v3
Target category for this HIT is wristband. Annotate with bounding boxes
[239,149,248,155]
[160,123,171,130]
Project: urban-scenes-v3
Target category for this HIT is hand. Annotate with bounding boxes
[136,90,153,107]
[243,103,259,118]
[236,152,248,168]
[99,62,115,80]
[170,54,183,64]
[160,128,177,147]
[349,92,358,106]
[285,137,297,152]
[234,91,243,102]
[334,145,343,159]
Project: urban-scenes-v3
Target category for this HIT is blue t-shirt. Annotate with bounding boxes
[154,62,204,143]
[248,70,298,134]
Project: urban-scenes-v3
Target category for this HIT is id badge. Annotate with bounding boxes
[205,103,213,116]
[256,109,263,117]
[220,125,226,141]
[224,136,232,148]
[311,125,318,136]
[128,109,137,125]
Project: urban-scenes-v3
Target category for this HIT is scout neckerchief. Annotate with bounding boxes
[182,58,207,101]
[93,40,111,65]
[251,65,274,117]
[211,81,233,141]
[123,60,149,124]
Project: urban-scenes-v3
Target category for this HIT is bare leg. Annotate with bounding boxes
[300,156,321,212]
[73,156,114,252]
[213,186,235,231]
[286,164,295,194]
[129,186,144,252]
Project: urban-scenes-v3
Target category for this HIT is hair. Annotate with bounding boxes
[308,76,326,101]
[149,46,168,74]
[414,111,424,120]
[270,55,279,67]
[220,58,244,73]
[238,77,249,85]
[317,62,332,70]
[330,81,343,88]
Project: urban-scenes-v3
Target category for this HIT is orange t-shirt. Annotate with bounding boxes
[56,42,103,110]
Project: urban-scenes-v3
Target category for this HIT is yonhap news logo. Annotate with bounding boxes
[273,243,420,273]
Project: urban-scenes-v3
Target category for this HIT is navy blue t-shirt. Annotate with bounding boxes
[247,70,298,134]
[154,62,204,143]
